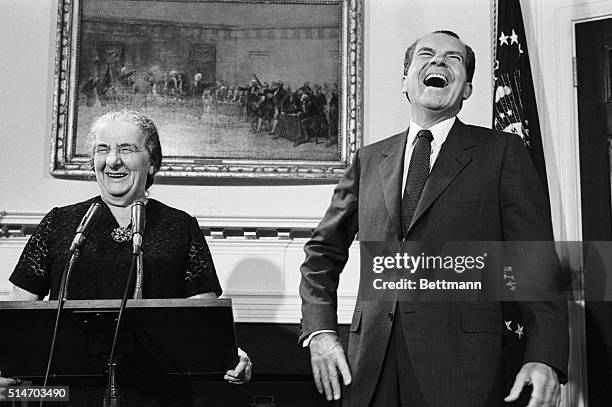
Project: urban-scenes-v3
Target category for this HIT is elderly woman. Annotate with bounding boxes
[3,110,251,405]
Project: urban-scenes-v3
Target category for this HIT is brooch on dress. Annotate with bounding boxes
[111,226,132,243]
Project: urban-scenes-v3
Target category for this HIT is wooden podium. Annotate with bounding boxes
[0,298,237,379]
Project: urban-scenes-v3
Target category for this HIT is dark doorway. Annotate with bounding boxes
[576,17,612,406]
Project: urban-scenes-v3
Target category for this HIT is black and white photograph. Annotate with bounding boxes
[1,0,612,406]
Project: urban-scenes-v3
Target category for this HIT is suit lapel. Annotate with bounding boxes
[406,120,474,236]
[379,132,407,240]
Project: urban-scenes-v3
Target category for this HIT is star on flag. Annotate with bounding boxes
[504,320,525,340]
[509,29,519,45]
[499,28,523,56]
[515,324,524,340]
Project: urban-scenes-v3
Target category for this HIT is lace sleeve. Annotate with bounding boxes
[9,208,57,296]
[184,217,222,298]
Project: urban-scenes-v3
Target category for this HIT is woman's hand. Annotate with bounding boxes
[186,292,252,384]
[224,347,252,384]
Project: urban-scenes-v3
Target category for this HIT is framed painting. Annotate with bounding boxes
[50,0,363,179]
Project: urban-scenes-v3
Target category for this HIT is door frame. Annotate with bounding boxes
[523,1,612,405]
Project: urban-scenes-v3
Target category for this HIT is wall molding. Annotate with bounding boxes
[0,210,321,238]
[0,224,361,325]
[225,292,357,324]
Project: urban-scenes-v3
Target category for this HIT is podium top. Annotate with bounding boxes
[0,297,232,310]
[0,298,237,378]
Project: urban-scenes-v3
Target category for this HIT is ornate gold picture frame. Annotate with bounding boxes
[50,0,363,180]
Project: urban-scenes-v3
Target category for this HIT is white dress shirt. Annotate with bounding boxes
[401,117,455,196]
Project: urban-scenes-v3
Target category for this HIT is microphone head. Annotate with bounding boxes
[76,202,102,233]
[131,201,146,236]
[131,201,146,255]
[70,202,102,252]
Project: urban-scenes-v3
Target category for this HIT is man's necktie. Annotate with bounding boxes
[401,129,433,237]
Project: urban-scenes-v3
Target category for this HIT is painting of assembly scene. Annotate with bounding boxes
[75,0,343,167]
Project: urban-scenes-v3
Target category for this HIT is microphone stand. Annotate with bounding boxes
[39,245,83,407]
[104,253,138,407]
[133,240,144,300]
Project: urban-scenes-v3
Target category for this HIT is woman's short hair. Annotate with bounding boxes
[88,110,162,189]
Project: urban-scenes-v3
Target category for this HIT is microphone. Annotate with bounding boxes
[106,201,146,406]
[46,202,102,398]
[69,202,102,253]
[131,201,146,255]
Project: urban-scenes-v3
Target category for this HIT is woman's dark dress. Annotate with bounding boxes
[9,197,223,406]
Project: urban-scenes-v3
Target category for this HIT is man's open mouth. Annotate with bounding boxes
[106,173,127,179]
[423,73,449,88]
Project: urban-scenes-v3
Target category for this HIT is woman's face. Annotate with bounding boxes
[93,120,153,207]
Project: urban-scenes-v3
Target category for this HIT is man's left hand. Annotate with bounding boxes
[224,347,252,384]
[504,362,560,407]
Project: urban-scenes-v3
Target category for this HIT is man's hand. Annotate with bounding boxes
[309,332,352,401]
[505,362,560,407]
[0,377,19,401]
[224,347,252,384]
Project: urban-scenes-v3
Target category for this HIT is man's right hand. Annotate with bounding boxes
[0,377,19,401]
[308,332,352,401]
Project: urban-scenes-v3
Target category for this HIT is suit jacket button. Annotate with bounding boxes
[388,312,394,321]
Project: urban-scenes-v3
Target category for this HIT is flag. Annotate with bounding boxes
[493,0,549,404]
[493,0,549,197]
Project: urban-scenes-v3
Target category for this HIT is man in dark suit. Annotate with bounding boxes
[299,30,568,406]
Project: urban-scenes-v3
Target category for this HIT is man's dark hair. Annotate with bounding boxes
[403,30,476,82]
